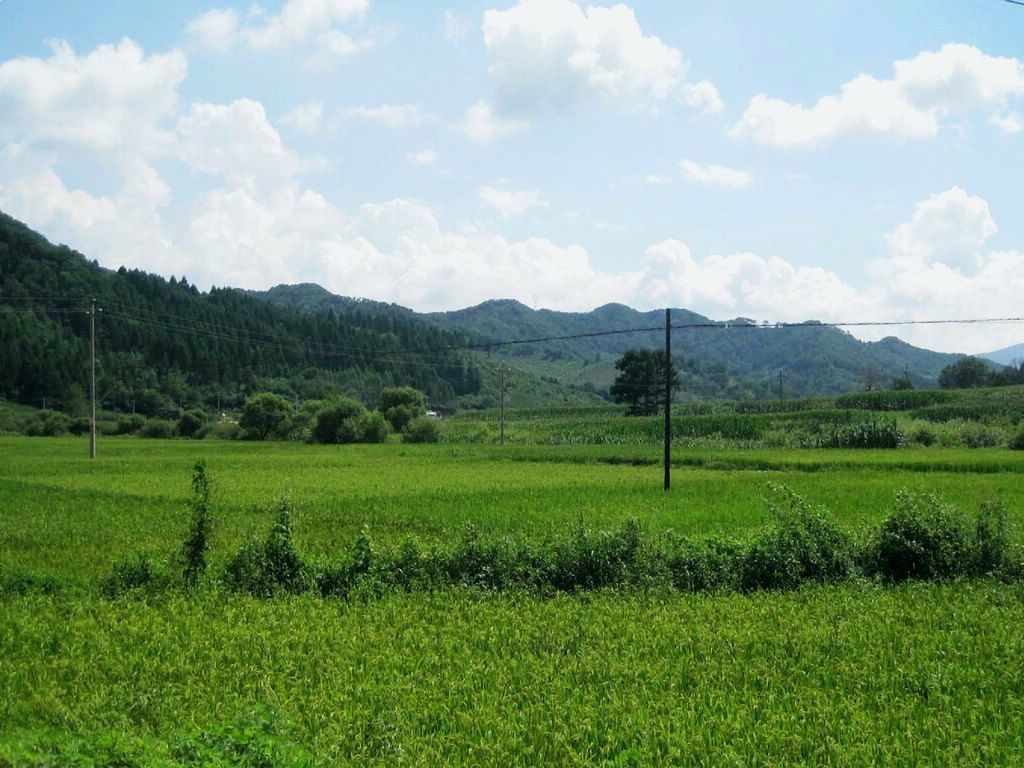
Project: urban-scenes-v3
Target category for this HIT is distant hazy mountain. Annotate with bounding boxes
[981,343,1024,366]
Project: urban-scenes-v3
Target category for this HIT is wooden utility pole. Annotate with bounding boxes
[499,364,507,444]
[89,299,96,459]
[664,308,671,491]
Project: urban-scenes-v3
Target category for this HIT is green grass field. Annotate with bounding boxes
[3,435,1024,765]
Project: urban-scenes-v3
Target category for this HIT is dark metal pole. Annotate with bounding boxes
[664,308,671,491]
[499,366,505,446]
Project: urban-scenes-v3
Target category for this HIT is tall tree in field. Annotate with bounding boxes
[610,348,680,416]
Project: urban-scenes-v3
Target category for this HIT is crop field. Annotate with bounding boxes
[3,434,1024,765]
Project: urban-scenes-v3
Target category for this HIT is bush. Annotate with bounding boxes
[740,485,855,591]
[177,409,207,438]
[663,534,742,592]
[223,497,309,597]
[239,392,292,440]
[908,423,937,446]
[872,492,970,581]
[311,398,367,444]
[68,417,91,436]
[1009,431,1024,451]
[380,387,426,432]
[22,410,71,437]
[402,416,441,443]
[116,413,146,435]
[101,554,172,599]
[356,411,391,443]
[137,419,175,439]
[195,421,243,440]
[959,422,1000,449]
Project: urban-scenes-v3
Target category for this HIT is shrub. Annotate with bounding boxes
[311,398,366,444]
[177,409,207,438]
[740,485,855,591]
[239,392,292,440]
[224,497,309,597]
[101,554,172,599]
[908,423,937,446]
[356,411,391,443]
[663,534,742,592]
[402,416,441,443]
[959,422,999,448]
[116,413,146,435]
[68,417,91,436]
[181,461,214,588]
[380,387,426,431]
[873,492,970,582]
[1009,431,1024,451]
[195,421,242,440]
[137,419,175,439]
[22,410,71,436]
[549,519,647,591]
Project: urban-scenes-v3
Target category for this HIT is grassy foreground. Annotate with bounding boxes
[3,436,1024,765]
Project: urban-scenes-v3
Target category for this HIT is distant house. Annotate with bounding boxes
[425,410,441,420]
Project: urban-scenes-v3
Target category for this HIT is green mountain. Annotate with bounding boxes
[423,299,962,398]
[257,286,963,400]
[0,212,482,416]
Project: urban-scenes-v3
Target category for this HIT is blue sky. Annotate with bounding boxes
[1,0,1023,353]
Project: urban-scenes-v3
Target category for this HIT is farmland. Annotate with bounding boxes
[3,420,1024,765]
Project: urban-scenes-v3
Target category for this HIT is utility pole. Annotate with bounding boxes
[778,369,785,404]
[664,308,671,491]
[89,298,97,460]
[499,365,506,446]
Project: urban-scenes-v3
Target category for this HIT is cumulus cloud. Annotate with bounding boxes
[478,185,547,219]
[178,99,302,190]
[734,43,1024,148]
[0,38,186,155]
[480,0,719,116]
[679,158,751,188]
[187,0,373,63]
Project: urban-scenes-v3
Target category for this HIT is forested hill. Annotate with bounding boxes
[425,299,963,397]
[256,285,964,399]
[0,212,481,416]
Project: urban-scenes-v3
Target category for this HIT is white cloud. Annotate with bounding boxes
[280,101,324,134]
[0,38,186,155]
[882,186,995,275]
[187,0,372,63]
[340,103,428,128]
[480,0,718,116]
[178,99,301,190]
[682,80,724,116]
[478,185,547,219]
[406,148,438,166]
[679,158,752,189]
[644,174,673,186]
[444,9,472,43]
[457,101,529,143]
[734,43,1024,148]
[990,112,1022,134]
[0,157,176,275]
